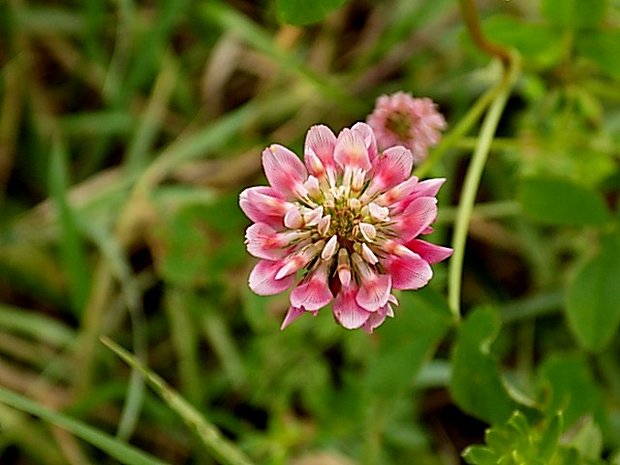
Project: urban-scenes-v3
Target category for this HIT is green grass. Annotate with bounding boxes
[1,1,620,464]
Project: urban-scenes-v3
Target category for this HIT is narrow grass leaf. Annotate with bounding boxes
[164,289,201,404]
[101,337,256,465]
[120,0,188,101]
[0,303,74,347]
[81,221,147,441]
[275,0,346,25]
[125,53,177,174]
[143,90,301,186]
[0,386,170,465]
[0,404,66,465]
[60,111,135,136]
[201,2,360,110]
[49,138,91,314]
[202,305,247,389]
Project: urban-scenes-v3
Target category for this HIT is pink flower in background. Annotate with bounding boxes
[240,122,451,333]
[367,92,446,164]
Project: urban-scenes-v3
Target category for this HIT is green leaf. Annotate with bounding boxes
[517,176,611,226]
[483,15,564,69]
[566,417,603,462]
[461,411,580,465]
[463,445,496,465]
[539,413,563,462]
[0,386,170,465]
[450,307,517,424]
[538,354,605,428]
[364,288,452,397]
[541,0,606,30]
[275,0,347,25]
[566,234,620,352]
[577,30,620,79]
[48,138,91,314]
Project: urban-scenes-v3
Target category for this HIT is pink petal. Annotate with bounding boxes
[406,239,453,264]
[351,122,378,165]
[280,306,306,330]
[333,284,371,329]
[262,144,308,198]
[393,197,438,241]
[356,273,392,312]
[382,252,433,290]
[363,304,392,333]
[390,177,446,214]
[304,125,337,177]
[376,177,419,206]
[290,265,333,311]
[333,128,372,171]
[367,146,413,194]
[239,186,289,228]
[412,178,445,198]
[244,223,288,260]
[248,260,294,296]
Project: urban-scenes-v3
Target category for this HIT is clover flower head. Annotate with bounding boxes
[240,122,451,333]
[367,92,446,164]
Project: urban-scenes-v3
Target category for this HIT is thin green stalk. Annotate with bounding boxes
[414,82,501,178]
[101,337,257,465]
[447,53,520,320]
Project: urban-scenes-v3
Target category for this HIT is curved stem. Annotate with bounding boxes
[447,53,520,320]
[459,0,512,65]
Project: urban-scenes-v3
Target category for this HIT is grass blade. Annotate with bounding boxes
[48,137,91,315]
[101,337,256,465]
[0,386,170,465]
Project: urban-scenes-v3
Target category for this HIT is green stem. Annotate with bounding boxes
[447,53,520,320]
[413,0,516,178]
[458,0,512,65]
[414,83,501,179]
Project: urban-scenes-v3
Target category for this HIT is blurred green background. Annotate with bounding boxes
[1,0,620,464]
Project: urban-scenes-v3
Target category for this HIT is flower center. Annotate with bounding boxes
[385,111,413,141]
[326,202,359,242]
